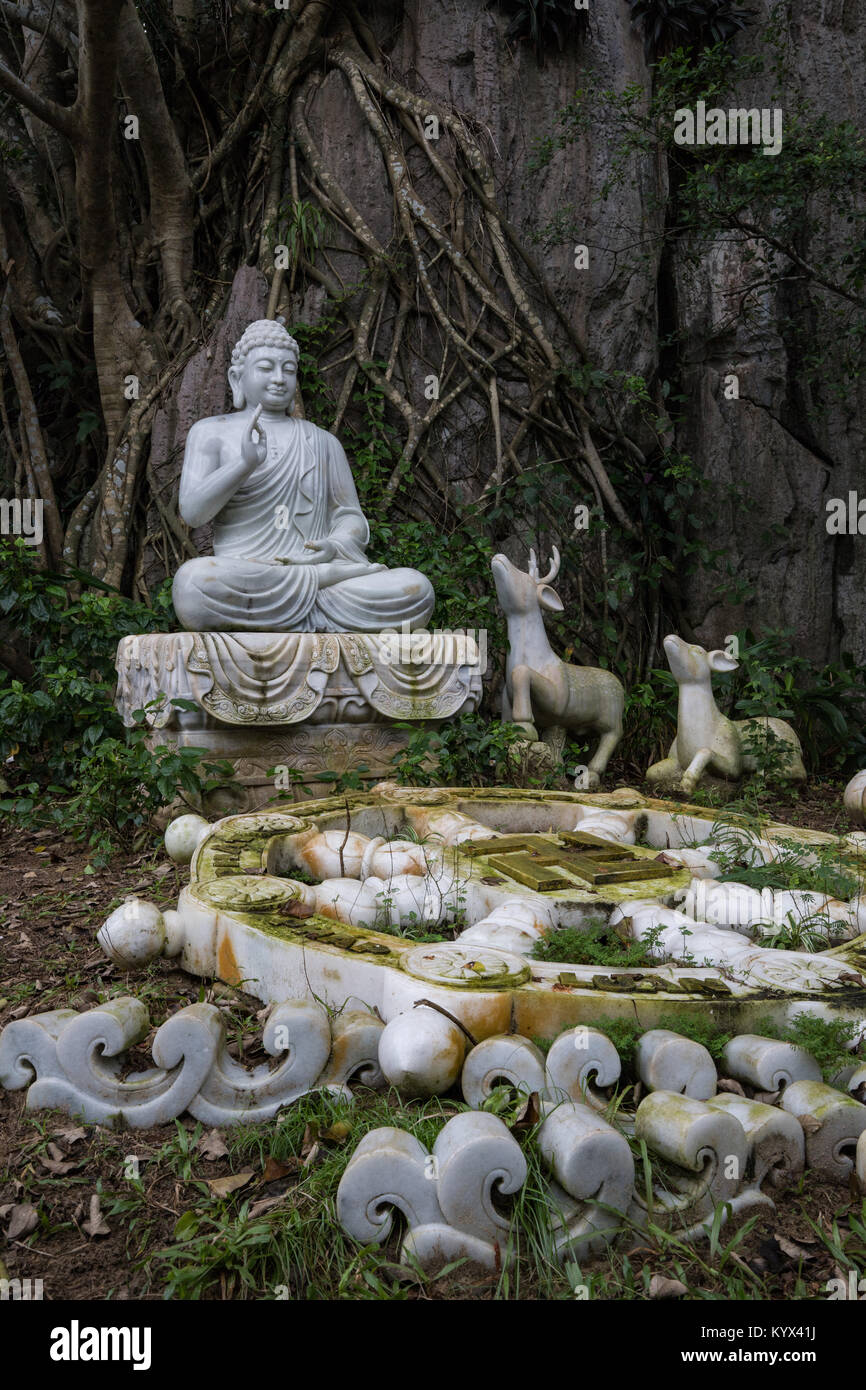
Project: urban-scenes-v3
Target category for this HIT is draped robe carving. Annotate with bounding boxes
[172,418,434,633]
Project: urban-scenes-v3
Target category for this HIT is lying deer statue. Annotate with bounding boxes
[491,548,624,786]
[646,634,807,795]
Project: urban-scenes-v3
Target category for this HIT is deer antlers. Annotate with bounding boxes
[527,545,561,585]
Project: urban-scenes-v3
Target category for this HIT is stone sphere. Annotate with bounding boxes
[378,1010,465,1097]
[97,898,166,968]
[164,813,210,864]
[844,771,866,827]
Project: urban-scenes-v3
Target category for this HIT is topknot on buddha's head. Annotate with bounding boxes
[230,319,299,369]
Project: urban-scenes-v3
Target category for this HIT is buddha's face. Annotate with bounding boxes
[231,346,297,411]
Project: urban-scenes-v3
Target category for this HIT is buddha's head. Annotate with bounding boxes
[228,319,300,412]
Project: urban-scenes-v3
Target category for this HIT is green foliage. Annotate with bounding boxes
[292,314,503,641]
[390,713,529,788]
[590,1017,644,1068]
[720,855,858,901]
[622,670,679,771]
[592,1011,732,1064]
[488,0,590,59]
[654,1010,732,1060]
[0,540,228,861]
[275,198,329,266]
[627,0,751,61]
[530,920,652,968]
[758,1011,862,1082]
[716,630,866,773]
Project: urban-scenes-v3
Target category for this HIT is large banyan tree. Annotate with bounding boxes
[5,0,863,685]
[0,0,679,675]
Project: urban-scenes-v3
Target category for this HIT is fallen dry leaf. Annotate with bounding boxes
[262,1155,299,1182]
[5,1203,38,1240]
[197,1129,229,1161]
[798,1114,822,1135]
[716,1077,747,1097]
[511,1092,540,1133]
[775,1234,816,1261]
[41,1142,78,1176]
[248,1194,286,1219]
[55,1126,87,1147]
[206,1170,255,1198]
[83,1194,111,1238]
[753,1089,780,1106]
[649,1274,688,1299]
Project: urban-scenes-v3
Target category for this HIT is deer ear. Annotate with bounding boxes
[538,584,564,613]
[708,649,738,673]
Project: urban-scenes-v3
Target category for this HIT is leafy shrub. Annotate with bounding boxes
[0,540,229,860]
[489,0,590,59]
[627,0,751,61]
[714,838,858,902]
[654,1010,732,1060]
[773,1012,862,1083]
[590,1018,644,1068]
[713,629,866,773]
[530,920,651,968]
[391,713,529,787]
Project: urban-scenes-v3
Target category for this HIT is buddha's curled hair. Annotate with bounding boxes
[231,319,299,367]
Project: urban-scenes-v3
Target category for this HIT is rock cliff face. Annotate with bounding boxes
[373,0,862,662]
[152,0,864,664]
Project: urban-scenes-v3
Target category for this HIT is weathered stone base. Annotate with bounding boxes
[148,721,424,814]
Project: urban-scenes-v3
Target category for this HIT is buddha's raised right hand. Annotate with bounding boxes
[241,404,267,470]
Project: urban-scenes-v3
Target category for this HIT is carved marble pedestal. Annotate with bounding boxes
[115,631,482,812]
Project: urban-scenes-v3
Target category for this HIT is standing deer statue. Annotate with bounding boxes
[646,634,807,795]
[491,548,625,786]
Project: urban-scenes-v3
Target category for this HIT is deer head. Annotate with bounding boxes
[491,547,563,617]
[663,634,739,685]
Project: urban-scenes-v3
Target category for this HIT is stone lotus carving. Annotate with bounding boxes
[722,1034,822,1091]
[705,1095,805,1189]
[491,548,624,786]
[646,635,806,794]
[779,1080,866,1182]
[378,1010,466,1097]
[458,897,551,956]
[337,1112,527,1271]
[460,1035,547,1108]
[538,1094,635,1256]
[675,877,859,942]
[400,944,531,989]
[611,898,864,994]
[632,1091,759,1229]
[544,1027,622,1111]
[0,997,383,1128]
[572,808,637,844]
[94,792,866,1046]
[634,1029,716,1102]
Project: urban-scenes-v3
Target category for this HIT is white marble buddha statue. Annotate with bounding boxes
[172,320,435,633]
